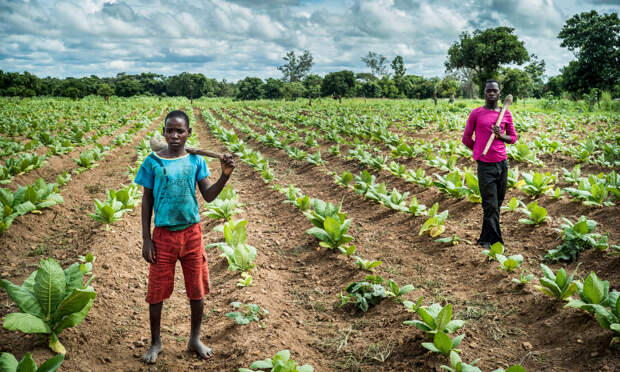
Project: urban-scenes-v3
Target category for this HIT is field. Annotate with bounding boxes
[0,96,619,371]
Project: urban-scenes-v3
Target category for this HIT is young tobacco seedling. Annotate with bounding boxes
[386,279,414,303]
[418,203,449,238]
[518,201,548,225]
[239,349,314,372]
[403,303,465,336]
[339,275,387,312]
[544,216,608,263]
[491,366,527,372]
[501,197,525,212]
[408,196,428,216]
[512,273,534,285]
[306,215,353,252]
[535,263,581,300]
[225,302,268,326]
[353,256,382,272]
[482,242,504,261]
[237,272,254,287]
[207,219,257,272]
[202,185,244,221]
[435,234,472,246]
[334,171,354,188]
[496,254,523,273]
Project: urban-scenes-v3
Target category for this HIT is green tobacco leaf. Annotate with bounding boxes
[0,352,18,371]
[33,258,66,320]
[63,263,83,297]
[3,313,51,333]
[54,298,94,334]
[17,352,36,372]
[582,272,606,304]
[0,279,44,319]
[35,354,64,372]
[53,287,96,321]
[436,304,452,332]
[249,359,273,369]
[434,331,453,355]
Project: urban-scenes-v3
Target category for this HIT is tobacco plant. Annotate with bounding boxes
[239,349,314,372]
[535,263,580,300]
[518,201,548,225]
[408,196,428,216]
[207,219,257,272]
[353,256,382,272]
[497,254,523,273]
[422,331,465,356]
[418,203,448,237]
[386,279,414,303]
[521,171,556,198]
[202,185,244,221]
[403,303,465,337]
[564,175,614,207]
[0,255,96,354]
[0,352,64,372]
[225,302,268,326]
[339,275,387,312]
[306,215,353,252]
[544,216,608,263]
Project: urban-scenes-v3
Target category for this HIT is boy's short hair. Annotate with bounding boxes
[485,80,501,90]
[164,110,190,129]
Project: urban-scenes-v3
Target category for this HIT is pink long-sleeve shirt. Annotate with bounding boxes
[462,106,517,162]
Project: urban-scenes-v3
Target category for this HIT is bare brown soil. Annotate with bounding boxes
[0,104,618,372]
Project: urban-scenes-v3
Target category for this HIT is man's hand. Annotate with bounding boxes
[492,125,502,136]
[142,238,156,264]
[493,125,512,143]
[220,153,235,176]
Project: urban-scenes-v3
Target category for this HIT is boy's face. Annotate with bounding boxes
[163,117,190,151]
[484,82,500,103]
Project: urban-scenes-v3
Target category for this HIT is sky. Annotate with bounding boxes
[1,0,619,81]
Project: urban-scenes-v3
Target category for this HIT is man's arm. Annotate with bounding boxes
[197,153,235,202]
[141,187,156,263]
[493,111,518,144]
[462,110,476,150]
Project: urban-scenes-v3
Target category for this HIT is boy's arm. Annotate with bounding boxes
[198,153,235,202]
[141,187,156,263]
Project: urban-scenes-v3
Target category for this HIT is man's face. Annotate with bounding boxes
[484,82,500,102]
[163,117,190,151]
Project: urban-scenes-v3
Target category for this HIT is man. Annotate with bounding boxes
[462,80,517,249]
[135,110,234,363]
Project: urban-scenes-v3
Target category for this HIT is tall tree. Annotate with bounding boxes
[362,51,388,77]
[236,77,264,100]
[500,67,533,102]
[557,10,620,95]
[97,83,114,103]
[321,70,356,97]
[445,27,530,96]
[277,50,314,82]
[391,56,406,80]
[525,54,546,98]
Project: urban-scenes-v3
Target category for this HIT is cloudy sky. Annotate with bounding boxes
[1,0,618,81]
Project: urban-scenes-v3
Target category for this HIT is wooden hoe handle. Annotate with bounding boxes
[482,94,513,157]
[149,137,223,159]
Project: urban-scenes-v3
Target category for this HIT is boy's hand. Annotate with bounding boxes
[142,238,156,264]
[221,153,235,176]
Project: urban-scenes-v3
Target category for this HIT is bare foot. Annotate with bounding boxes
[188,337,213,359]
[142,339,162,364]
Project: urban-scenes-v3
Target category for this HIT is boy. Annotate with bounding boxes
[134,110,234,363]
[461,80,517,249]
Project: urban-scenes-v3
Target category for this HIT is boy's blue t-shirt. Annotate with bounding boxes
[134,152,210,230]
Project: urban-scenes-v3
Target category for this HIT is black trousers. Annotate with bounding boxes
[477,159,508,246]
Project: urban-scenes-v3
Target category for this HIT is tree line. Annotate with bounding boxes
[1,10,617,102]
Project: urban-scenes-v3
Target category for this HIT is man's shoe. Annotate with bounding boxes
[480,242,491,250]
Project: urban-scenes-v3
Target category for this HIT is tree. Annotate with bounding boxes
[236,77,264,100]
[359,81,382,98]
[280,82,306,101]
[438,76,460,102]
[97,83,114,103]
[277,50,314,82]
[303,74,322,98]
[557,10,620,95]
[378,77,398,98]
[361,51,388,77]
[263,78,284,99]
[455,68,478,98]
[321,70,356,97]
[166,73,212,102]
[445,27,530,96]
[500,67,533,102]
[115,76,142,97]
[391,56,406,80]
[525,54,546,98]
[544,75,563,97]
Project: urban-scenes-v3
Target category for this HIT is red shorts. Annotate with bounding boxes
[146,223,211,304]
